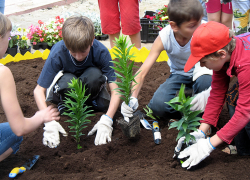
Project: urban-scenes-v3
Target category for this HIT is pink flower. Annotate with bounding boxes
[40,38,44,42]
[33,42,37,45]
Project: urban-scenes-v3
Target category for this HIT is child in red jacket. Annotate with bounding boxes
[175,21,250,169]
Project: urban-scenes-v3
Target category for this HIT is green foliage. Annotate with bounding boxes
[63,78,95,149]
[110,35,140,105]
[166,84,203,144]
[143,105,159,120]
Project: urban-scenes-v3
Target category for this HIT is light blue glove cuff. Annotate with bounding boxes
[208,137,216,150]
[200,129,206,138]
[104,115,113,121]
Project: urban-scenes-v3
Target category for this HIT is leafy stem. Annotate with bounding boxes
[110,35,140,105]
[166,84,203,144]
[63,78,95,149]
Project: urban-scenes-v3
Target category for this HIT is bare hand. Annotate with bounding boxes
[36,105,60,123]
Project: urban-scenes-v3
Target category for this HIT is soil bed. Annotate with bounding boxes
[0,58,249,180]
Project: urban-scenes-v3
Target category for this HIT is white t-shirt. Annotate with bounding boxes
[159,24,212,81]
[159,25,193,77]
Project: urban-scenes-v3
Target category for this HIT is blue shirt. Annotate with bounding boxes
[37,39,116,88]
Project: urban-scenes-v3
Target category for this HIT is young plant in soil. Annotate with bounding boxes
[166,84,203,144]
[143,105,159,120]
[110,35,140,105]
[63,78,95,149]
[110,35,141,138]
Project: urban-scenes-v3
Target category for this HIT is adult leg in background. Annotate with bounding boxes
[119,0,141,49]
[98,0,121,48]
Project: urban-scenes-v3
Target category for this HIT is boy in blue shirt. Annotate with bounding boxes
[34,16,120,147]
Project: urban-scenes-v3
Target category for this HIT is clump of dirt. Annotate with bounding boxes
[0,58,249,180]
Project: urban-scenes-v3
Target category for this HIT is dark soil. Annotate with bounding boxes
[0,58,249,180]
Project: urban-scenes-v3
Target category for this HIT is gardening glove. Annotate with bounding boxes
[178,138,215,170]
[190,86,211,112]
[43,120,68,148]
[121,97,138,120]
[173,129,206,158]
[88,114,113,146]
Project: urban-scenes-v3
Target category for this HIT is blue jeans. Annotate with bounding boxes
[226,81,250,155]
[0,122,23,155]
[0,0,5,14]
[148,74,212,119]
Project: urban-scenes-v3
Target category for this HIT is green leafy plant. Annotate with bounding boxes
[143,105,159,120]
[166,84,203,144]
[17,28,29,50]
[110,35,140,105]
[63,78,95,149]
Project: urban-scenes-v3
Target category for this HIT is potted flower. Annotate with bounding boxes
[27,20,47,50]
[17,28,31,55]
[7,26,20,56]
[44,16,64,49]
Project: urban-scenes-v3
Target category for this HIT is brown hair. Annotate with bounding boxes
[0,13,12,38]
[62,15,94,52]
[168,0,203,27]
[203,30,236,60]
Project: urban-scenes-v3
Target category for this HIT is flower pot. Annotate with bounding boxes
[32,43,41,50]
[117,110,142,139]
[95,35,101,40]
[41,42,49,50]
[6,46,18,57]
[19,46,31,55]
[100,34,108,40]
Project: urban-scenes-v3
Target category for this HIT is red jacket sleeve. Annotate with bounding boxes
[201,65,230,132]
[217,65,250,144]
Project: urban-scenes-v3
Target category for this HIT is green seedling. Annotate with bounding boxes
[63,78,95,149]
[143,105,159,120]
[110,35,140,105]
[166,84,203,144]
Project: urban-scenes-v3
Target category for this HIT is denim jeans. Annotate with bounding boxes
[148,74,212,119]
[0,122,23,155]
[227,81,250,155]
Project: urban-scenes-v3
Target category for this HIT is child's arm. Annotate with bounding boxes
[33,84,48,110]
[0,66,60,136]
[131,36,165,98]
[106,81,121,119]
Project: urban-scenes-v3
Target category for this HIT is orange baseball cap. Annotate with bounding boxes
[184,21,232,72]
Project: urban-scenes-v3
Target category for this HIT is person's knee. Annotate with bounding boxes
[11,135,23,154]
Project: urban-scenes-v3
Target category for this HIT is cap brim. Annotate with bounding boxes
[184,54,203,72]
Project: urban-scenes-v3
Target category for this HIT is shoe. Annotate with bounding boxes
[205,127,212,136]
[222,145,237,154]
[57,102,66,114]
[168,119,178,127]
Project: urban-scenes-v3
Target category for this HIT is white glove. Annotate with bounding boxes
[178,138,215,169]
[121,97,138,119]
[43,120,68,148]
[190,86,211,112]
[88,114,113,146]
[174,129,206,157]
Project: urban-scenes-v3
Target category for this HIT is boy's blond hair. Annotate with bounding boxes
[203,30,236,60]
[168,0,203,26]
[62,15,94,52]
[0,13,12,38]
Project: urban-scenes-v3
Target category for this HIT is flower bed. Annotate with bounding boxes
[140,5,169,43]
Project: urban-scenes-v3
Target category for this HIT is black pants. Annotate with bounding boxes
[226,81,250,155]
[52,67,110,112]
